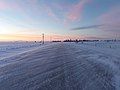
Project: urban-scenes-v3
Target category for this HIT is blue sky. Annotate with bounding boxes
[0,0,120,40]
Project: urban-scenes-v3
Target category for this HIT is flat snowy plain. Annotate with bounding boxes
[0,41,120,90]
[0,41,45,60]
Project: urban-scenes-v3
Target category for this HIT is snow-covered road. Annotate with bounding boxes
[0,43,119,90]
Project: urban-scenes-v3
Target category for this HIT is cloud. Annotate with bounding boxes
[71,24,104,30]
[27,0,38,4]
[43,0,92,25]
[67,0,91,22]
[97,6,120,33]
[27,0,39,10]
[45,6,60,22]
[0,1,21,11]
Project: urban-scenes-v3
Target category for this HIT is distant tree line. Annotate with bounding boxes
[52,40,62,42]
[51,39,119,43]
[63,39,99,42]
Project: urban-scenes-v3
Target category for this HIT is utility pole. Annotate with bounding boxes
[42,33,44,44]
[50,36,52,42]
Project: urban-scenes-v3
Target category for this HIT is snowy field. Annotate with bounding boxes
[81,41,120,50]
[78,41,120,57]
[0,41,120,90]
[0,41,48,60]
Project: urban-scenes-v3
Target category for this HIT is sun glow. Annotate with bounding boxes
[0,34,85,41]
[0,34,41,41]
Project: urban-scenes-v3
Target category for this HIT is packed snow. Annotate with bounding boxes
[0,41,120,90]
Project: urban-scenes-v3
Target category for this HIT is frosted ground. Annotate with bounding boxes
[0,41,47,60]
[0,41,120,90]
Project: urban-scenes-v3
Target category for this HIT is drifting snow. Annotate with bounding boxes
[0,41,47,60]
[0,42,120,90]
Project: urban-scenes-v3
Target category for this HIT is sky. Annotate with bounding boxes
[0,0,120,41]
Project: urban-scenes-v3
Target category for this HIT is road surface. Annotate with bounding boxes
[0,43,119,90]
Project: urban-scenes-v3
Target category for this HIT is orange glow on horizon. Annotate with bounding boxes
[0,34,85,41]
[0,34,42,41]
